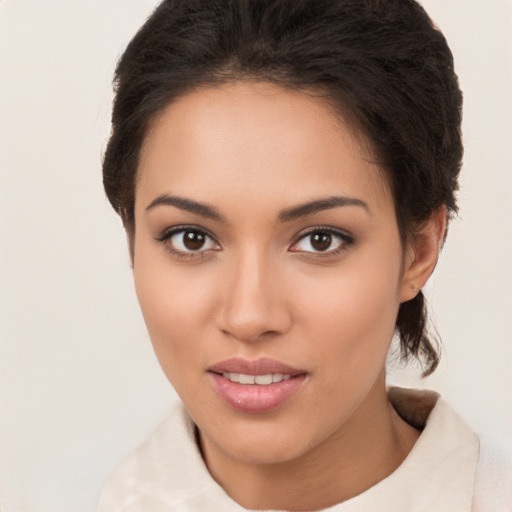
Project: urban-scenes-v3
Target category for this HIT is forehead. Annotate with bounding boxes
[136,82,392,213]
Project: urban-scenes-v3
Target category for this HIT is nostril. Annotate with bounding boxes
[216,273,293,341]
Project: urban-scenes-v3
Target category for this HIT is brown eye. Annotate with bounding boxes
[167,228,219,253]
[183,230,206,250]
[311,232,332,252]
[290,228,352,254]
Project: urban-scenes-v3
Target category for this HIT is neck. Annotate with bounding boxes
[199,373,420,511]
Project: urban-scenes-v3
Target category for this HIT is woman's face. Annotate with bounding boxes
[133,82,412,465]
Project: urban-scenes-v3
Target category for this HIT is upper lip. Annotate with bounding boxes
[208,357,307,376]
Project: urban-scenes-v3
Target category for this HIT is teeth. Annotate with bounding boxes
[255,374,273,385]
[223,372,240,382]
[239,374,255,384]
[222,372,292,385]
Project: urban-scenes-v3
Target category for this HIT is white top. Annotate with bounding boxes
[97,389,512,511]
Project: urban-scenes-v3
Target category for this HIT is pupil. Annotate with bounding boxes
[184,231,205,250]
[311,232,332,251]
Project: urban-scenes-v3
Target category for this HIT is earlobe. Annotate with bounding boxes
[400,207,447,303]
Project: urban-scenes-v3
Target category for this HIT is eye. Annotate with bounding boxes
[157,227,220,255]
[290,228,353,254]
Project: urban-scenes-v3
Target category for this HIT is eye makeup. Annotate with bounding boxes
[289,226,354,257]
[154,225,220,260]
[154,223,355,262]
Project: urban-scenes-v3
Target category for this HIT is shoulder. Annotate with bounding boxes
[389,387,512,511]
[96,400,238,512]
[96,403,184,511]
[472,433,512,512]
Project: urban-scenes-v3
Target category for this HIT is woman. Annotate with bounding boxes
[97,0,511,510]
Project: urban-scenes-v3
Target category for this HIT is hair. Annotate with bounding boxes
[103,0,463,376]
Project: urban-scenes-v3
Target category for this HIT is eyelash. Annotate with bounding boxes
[289,227,354,259]
[154,225,354,260]
[154,225,220,260]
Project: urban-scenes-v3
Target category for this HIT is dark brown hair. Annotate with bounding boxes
[103,0,463,375]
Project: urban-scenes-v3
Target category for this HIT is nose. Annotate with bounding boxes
[216,249,292,343]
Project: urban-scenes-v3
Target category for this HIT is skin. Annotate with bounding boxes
[132,82,446,511]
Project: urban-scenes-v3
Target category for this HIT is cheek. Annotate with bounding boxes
[132,249,217,380]
[292,251,403,377]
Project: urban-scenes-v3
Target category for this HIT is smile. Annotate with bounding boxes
[221,372,292,385]
[208,358,307,413]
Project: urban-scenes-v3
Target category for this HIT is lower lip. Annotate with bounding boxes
[209,373,307,413]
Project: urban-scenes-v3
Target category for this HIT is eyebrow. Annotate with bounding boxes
[145,194,368,223]
[145,194,226,222]
[278,196,369,222]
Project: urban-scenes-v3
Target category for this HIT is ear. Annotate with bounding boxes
[400,207,447,303]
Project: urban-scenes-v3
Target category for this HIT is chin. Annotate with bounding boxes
[199,412,320,466]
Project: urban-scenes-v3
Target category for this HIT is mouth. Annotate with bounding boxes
[208,358,308,413]
[218,372,293,385]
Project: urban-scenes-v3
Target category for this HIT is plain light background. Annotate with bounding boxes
[0,1,511,511]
